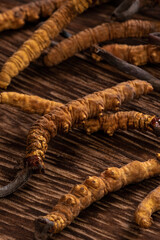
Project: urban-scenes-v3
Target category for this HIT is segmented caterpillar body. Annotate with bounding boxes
[135,184,160,228]
[34,158,160,238]
[0,0,109,89]
[44,19,160,67]
[25,80,152,172]
[0,93,157,136]
[83,111,155,136]
[0,0,64,32]
[0,80,154,198]
[0,92,63,115]
[92,44,160,66]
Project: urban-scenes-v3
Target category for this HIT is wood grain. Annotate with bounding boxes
[0,1,160,240]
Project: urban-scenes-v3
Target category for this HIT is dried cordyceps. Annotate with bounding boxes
[112,0,159,22]
[1,93,158,137]
[0,0,109,89]
[0,80,153,197]
[0,0,64,32]
[44,19,160,67]
[135,184,160,228]
[34,158,160,239]
[0,92,62,115]
[82,111,159,136]
[92,45,160,91]
[92,44,160,66]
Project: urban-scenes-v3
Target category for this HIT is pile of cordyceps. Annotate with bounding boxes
[0,0,160,239]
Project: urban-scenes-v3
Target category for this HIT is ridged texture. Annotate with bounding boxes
[83,111,155,136]
[135,185,160,228]
[0,0,64,32]
[0,0,108,89]
[0,92,63,115]
[0,93,155,134]
[92,44,160,66]
[44,19,160,66]
[1,2,160,239]
[35,158,160,238]
[25,80,153,171]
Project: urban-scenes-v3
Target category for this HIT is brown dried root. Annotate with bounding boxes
[135,184,160,228]
[0,0,109,89]
[34,158,160,239]
[0,79,153,198]
[92,44,160,66]
[44,19,160,67]
[0,0,64,32]
[0,92,62,115]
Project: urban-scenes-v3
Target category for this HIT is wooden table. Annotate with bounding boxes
[0,1,160,239]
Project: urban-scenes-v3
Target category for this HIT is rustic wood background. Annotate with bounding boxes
[0,1,160,239]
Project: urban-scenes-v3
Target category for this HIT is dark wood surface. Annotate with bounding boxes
[0,1,160,239]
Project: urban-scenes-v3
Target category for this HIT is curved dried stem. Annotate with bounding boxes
[112,0,158,21]
[149,32,160,46]
[112,0,140,22]
[0,168,33,197]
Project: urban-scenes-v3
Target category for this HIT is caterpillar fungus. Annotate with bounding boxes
[1,93,159,137]
[0,92,63,115]
[0,0,64,32]
[0,0,109,89]
[82,111,160,136]
[34,157,160,239]
[44,19,160,67]
[112,0,159,22]
[135,184,160,228]
[92,44,160,66]
[0,79,154,197]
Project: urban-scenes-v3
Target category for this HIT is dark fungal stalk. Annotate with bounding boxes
[92,45,160,91]
[112,0,159,21]
[91,43,160,66]
[149,32,160,45]
[111,0,141,22]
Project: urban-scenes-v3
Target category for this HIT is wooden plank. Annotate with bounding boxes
[0,1,160,239]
